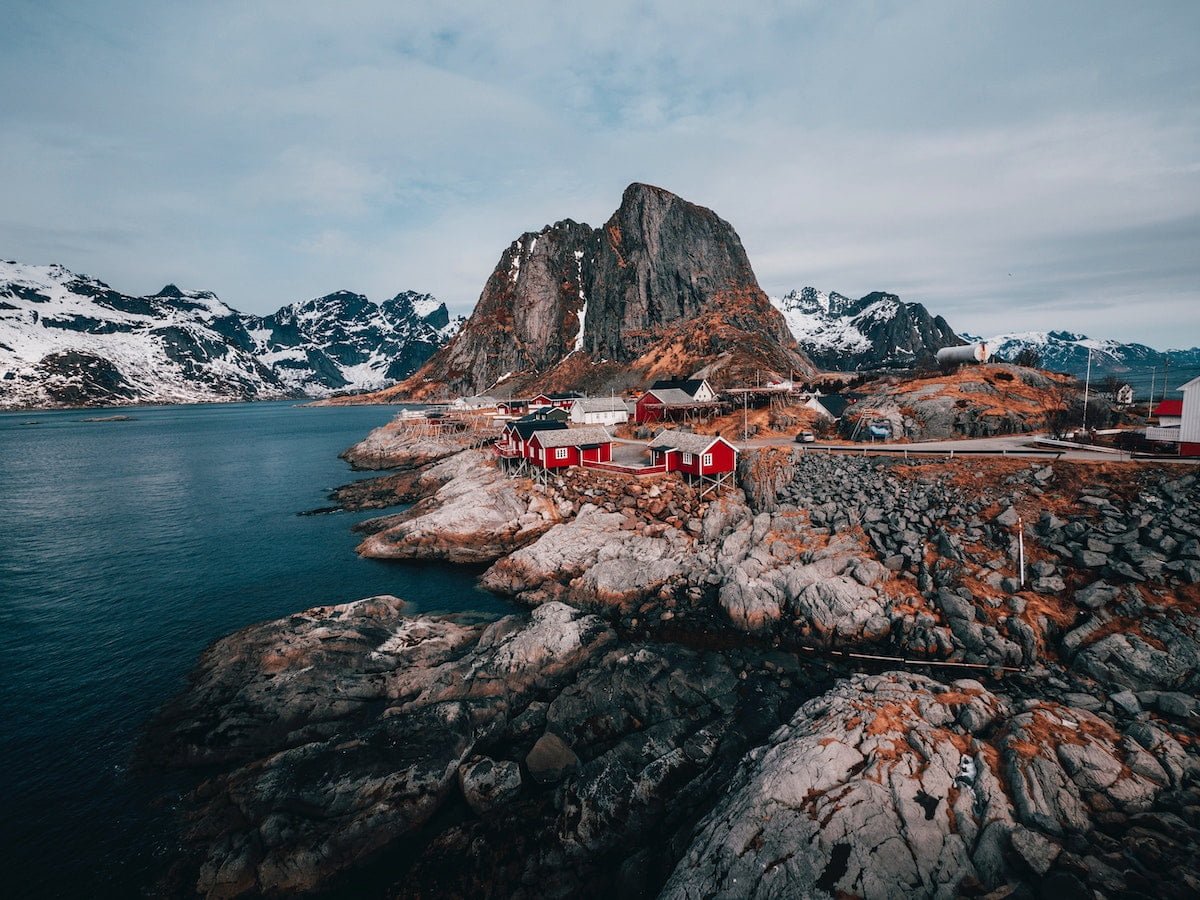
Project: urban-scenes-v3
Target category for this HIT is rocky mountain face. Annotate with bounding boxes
[0,261,458,408]
[387,183,813,400]
[772,287,962,370]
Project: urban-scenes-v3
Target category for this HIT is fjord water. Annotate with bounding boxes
[0,401,508,897]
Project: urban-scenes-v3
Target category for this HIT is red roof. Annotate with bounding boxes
[1154,399,1183,417]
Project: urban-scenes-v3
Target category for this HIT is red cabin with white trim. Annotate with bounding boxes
[526,426,613,469]
[648,430,738,475]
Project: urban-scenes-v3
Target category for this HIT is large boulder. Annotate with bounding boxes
[355,450,562,563]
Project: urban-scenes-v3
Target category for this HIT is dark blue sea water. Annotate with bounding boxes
[0,401,511,898]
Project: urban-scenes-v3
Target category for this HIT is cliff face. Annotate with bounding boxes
[583,183,766,361]
[391,183,813,400]
[422,220,594,397]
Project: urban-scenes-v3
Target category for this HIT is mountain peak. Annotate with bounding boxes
[388,185,812,399]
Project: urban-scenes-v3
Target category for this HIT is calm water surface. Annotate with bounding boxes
[0,401,510,897]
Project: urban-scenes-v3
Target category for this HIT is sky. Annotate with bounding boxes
[2,0,1198,350]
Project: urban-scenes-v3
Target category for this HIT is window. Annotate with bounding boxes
[555,447,569,460]
[682,452,693,465]
[701,453,713,468]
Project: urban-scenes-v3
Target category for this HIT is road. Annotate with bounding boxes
[736,432,1198,464]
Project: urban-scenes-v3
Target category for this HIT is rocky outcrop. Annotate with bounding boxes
[339,416,486,470]
[354,450,563,564]
[661,672,1198,900]
[838,364,1077,440]
[144,437,1200,899]
[141,599,826,899]
[381,183,813,401]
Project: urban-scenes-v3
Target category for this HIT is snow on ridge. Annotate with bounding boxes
[412,296,441,319]
[770,289,872,353]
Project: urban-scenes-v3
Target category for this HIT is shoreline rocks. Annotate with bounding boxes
[142,443,1200,898]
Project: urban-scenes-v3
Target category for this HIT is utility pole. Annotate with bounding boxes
[743,392,748,442]
[1149,368,1156,415]
[1162,355,1171,408]
[1082,348,1092,434]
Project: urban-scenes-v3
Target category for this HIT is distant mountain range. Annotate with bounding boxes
[964,330,1200,400]
[769,287,1199,400]
[0,261,460,409]
[6,199,1196,411]
[770,288,959,371]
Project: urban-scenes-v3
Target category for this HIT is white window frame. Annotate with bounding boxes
[682,452,693,465]
[555,447,569,460]
[702,453,713,468]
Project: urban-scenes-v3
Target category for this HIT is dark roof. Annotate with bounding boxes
[507,420,568,440]
[517,408,568,422]
[650,378,707,398]
[641,388,717,408]
[815,393,861,418]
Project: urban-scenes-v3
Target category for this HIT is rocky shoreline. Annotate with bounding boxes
[140,423,1200,898]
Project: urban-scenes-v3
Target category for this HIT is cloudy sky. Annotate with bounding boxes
[3,1,1198,349]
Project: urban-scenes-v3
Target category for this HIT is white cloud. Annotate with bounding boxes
[0,1,1197,348]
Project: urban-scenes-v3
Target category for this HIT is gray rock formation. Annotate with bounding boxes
[395,183,813,399]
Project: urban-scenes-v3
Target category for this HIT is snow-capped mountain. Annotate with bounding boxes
[771,288,961,370]
[243,290,460,397]
[0,261,460,409]
[967,330,1200,400]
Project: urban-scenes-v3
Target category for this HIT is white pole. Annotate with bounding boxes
[1082,348,1092,434]
[1018,516,1025,588]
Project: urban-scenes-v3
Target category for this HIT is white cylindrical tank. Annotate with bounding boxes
[936,343,988,365]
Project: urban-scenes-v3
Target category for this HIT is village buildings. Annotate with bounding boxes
[1144,379,1200,455]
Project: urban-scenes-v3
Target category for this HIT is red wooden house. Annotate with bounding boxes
[647,430,738,495]
[496,399,530,417]
[530,392,584,411]
[526,425,614,470]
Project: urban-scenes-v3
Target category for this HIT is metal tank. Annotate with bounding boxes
[935,343,989,366]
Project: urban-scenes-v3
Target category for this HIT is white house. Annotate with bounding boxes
[1180,376,1200,456]
[569,397,629,426]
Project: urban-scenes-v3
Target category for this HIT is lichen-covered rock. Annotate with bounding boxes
[661,671,1186,900]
